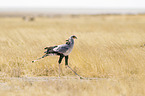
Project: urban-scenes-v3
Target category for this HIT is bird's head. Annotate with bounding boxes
[70,35,77,39]
[66,35,77,44]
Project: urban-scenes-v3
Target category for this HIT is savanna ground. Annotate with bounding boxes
[0,15,145,96]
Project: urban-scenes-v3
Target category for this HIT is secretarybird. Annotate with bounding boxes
[32,35,81,78]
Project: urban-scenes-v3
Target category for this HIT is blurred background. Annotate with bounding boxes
[0,0,145,16]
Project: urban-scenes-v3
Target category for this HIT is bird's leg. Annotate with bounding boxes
[67,65,82,78]
[65,56,68,66]
[65,56,82,79]
[58,54,64,77]
[32,54,48,63]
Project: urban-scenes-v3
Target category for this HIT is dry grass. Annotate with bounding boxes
[0,15,145,96]
[0,77,144,96]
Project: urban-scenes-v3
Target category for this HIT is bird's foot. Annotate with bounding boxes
[65,65,68,68]
[58,76,61,78]
[79,77,83,79]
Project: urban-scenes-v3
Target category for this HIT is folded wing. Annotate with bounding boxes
[53,44,69,54]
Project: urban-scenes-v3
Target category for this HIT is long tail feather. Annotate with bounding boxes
[32,54,48,63]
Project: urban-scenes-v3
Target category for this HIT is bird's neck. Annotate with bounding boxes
[66,37,74,45]
[70,38,74,44]
[66,38,74,46]
[71,39,74,44]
